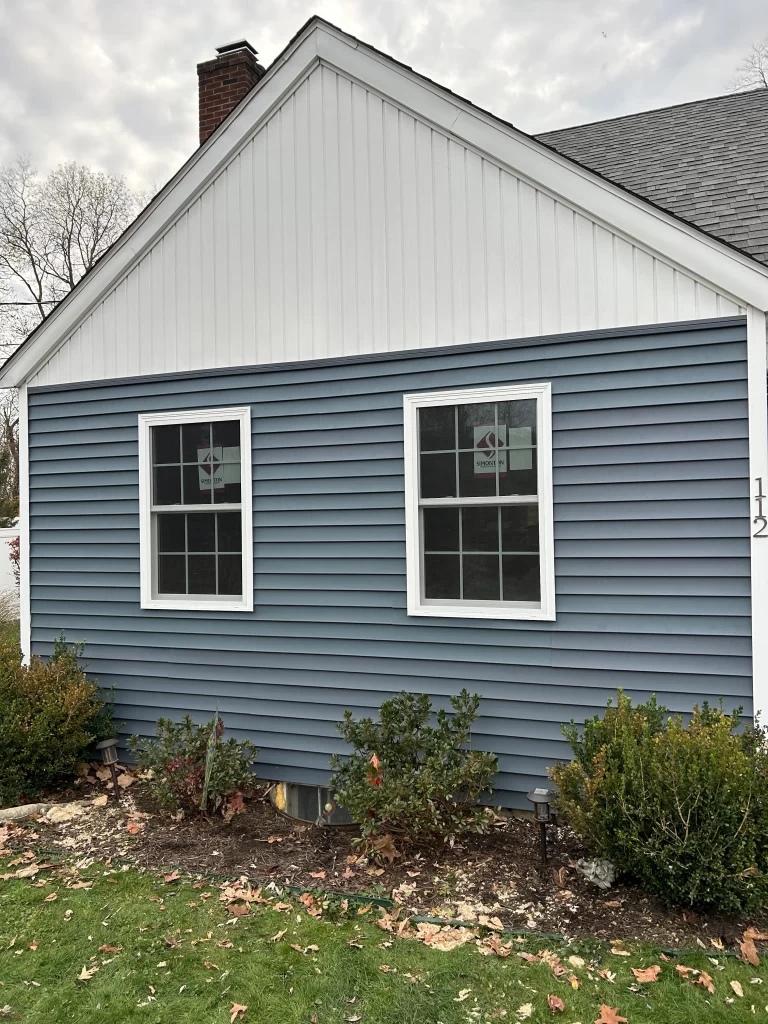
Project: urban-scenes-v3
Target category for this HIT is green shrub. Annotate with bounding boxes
[329,689,498,845]
[550,691,768,912]
[0,635,103,807]
[129,714,258,817]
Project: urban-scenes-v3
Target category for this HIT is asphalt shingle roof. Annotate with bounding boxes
[536,89,768,265]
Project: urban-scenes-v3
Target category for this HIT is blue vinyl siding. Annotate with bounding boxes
[28,318,751,807]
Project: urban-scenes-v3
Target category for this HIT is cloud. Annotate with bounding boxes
[0,0,765,192]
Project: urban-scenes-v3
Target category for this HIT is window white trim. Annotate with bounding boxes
[138,406,253,612]
[403,382,555,621]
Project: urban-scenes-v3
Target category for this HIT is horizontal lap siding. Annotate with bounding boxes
[28,320,751,808]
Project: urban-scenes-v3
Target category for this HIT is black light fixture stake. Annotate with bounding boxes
[527,788,555,863]
[95,738,121,803]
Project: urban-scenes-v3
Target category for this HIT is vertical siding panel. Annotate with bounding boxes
[399,113,420,349]
[267,114,284,364]
[676,271,697,320]
[537,191,559,335]
[594,225,615,328]
[104,289,117,381]
[501,170,523,339]
[127,268,141,374]
[615,236,635,325]
[227,158,244,368]
[352,83,373,353]
[240,141,256,365]
[519,181,541,337]
[323,68,343,355]
[175,214,190,373]
[383,102,405,349]
[556,205,578,334]
[465,150,486,341]
[90,305,104,382]
[307,69,326,358]
[448,139,470,343]
[213,174,229,368]
[697,283,719,319]
[366,91,388,353]
[253,131,271,358]
[575,214,597,331]
[280,99,299,362]
[294,82,313,362]
[337,77,357,356]
[200,187,216,369]
[484,163,504,341]
[655,259,676,322]
[161,228,177,373]
[432,132,453,346]
[415,119,436,346]
[634,247,655,324]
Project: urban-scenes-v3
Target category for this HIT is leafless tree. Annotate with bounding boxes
[732,38,768,91]
[0,157,146,357]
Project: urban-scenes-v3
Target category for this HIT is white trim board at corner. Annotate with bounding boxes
[3,18,768,389]
[137,406,254,612]
[746,308,768,721]
[18,383,30,663]
[403,381,555,621]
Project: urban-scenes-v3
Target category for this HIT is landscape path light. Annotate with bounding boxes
[95,738,121,803]
[526,787,556,863]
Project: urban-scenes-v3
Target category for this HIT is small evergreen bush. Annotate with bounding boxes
[0,635,103,807]
[129,714,258,816]
[550,691,768,912]
[330,689,498,845]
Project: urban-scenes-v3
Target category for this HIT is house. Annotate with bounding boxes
[3,18,768,810]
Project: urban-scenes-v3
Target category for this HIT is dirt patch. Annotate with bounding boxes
[5,779,765,951]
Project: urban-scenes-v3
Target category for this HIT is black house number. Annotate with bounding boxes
[754,477,768,538]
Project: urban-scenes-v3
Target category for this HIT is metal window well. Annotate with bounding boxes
[271,781,354,826]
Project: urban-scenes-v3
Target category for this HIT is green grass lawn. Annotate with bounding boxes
[0,856,766,1023]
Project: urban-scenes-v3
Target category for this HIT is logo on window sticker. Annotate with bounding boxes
[197,446,239,491]
[473,425,533,476]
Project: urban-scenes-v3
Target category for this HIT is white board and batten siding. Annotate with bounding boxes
[29,64,744,389]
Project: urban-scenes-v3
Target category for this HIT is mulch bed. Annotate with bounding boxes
[4,774,765,952]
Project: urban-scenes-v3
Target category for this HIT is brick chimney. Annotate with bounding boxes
[197,40,265,145]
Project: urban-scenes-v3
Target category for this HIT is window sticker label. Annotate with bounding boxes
[473,426,532,475]
[197,446,240,491]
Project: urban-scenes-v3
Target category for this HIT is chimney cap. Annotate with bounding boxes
[215,39,258,57]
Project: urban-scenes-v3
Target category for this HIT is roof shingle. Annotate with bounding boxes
[536,89,768,265]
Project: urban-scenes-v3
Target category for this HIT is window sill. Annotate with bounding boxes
[141,595,253,613]
[407,600,555,622]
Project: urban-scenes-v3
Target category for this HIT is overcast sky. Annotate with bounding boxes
[0,0,765,192]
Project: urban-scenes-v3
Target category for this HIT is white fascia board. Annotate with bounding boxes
[0,28,321,389]
[316,25,768,312]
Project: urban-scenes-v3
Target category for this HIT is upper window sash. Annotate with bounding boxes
[138,407,253,613]
[403,382,555,622]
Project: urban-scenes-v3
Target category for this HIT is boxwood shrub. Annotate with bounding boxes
[550,691,768,912]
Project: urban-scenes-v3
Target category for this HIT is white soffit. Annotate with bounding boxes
[7,18,768,389]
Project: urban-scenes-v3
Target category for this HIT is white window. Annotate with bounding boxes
[138,407,253,611]
[403,382,555,621]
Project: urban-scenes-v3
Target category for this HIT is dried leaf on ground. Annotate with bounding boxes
[730,980,744,998]
[99,945,121,953]
[164,870,180,884]
[92,794,108,808]
[229,903,250,917]
[126,822,143,834]
[43,893,57,902]
[632,965,661,983]
[269,930,286,943]
[309,871,326,879]
[77,965,99,981]
[594,1005,627,1024]
[547,994,565,1014]
[552,866,568,888]
[739,927,768,967]
[515,1004,533,1021]
[368,833,401,865]
[266,835,282,843]
[229,1003,247,1023]
[676,964,715,994]
[454,989,471,1002]
[222,793,245,822]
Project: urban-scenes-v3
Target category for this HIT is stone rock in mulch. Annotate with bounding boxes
[43,801,89,824]
[577,857,617,889]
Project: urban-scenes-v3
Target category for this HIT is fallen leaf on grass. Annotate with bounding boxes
[518,952,540,965]
[43,893,57,903]
[230,1003,248,1023]
[632,965,661,983]
[67,881,93,890]
[739,927,768,967]
[99,945,120,953]
[342,867,355,880]
[568,955,585,969]
[610,947,631,957]
[77,965,99,981]
[64,910,73,921]
[229,904,250,918]
[92,794,108,807]
[454,989,471,1002]
[515,1004,533,1021]
[547,994,565,1014]
[730,980,744,998]
[272,902,292,913]
[676,965,715,994]
[164,870,180,884]
[594,1005,627,1024]
[28,942,39,951]
[269,930,286,943]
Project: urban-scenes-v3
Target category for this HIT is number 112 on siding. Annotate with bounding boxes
[755,477,768,537]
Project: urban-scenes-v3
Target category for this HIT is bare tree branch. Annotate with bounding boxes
[732,38,768,91]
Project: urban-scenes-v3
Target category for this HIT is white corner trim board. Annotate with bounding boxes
[747,308,768,721]
[137,406,253,612]
[403,381,555,621]
[18,383,30,663]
